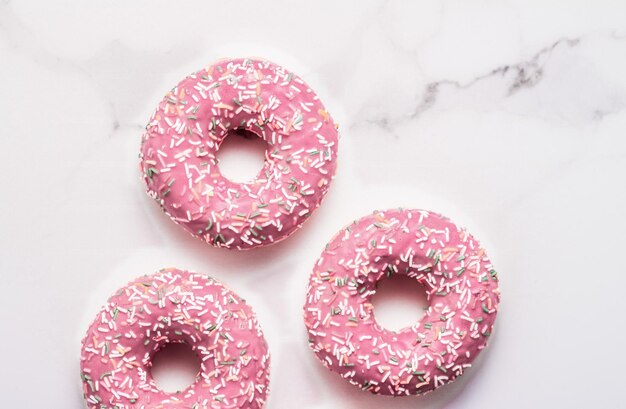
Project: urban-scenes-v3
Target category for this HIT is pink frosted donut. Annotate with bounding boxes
[80,268,270,408]
[304,209,500,396]
[140,58,339,250]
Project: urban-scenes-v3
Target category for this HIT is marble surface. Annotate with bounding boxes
[1,1,626,407]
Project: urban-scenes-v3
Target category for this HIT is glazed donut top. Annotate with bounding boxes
[80,268,270,409]
[140,58,339,250]
[304,209,500,395]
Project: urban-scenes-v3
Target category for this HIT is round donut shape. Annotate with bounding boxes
[304,209,500,396]
[80,268,270,408]
[140,58,339,250]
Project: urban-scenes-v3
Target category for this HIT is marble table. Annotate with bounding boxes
[1,1,625,407]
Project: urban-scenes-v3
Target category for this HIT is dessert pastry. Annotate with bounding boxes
[140,58,339,249]
[80,268,270,408]
[304,209,500,395]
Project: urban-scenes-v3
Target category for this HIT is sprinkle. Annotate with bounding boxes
[99,371,112,380]
[146,167,159,179]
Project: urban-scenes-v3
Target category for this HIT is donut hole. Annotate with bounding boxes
[371,274,429,332]
[150,342,201,393]
[217,128,268,183]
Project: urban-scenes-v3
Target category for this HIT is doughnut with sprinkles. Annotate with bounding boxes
[304,209,500,396]
[80,268,270,408]
[140,58,339,250]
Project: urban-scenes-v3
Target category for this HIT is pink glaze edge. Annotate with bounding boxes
[304,209,500,396]
[140,57,339,250]
[80,268,270,408]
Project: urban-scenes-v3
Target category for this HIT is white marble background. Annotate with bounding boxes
[1,1,626,407]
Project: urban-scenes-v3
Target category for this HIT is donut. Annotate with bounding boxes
[140,58,339,250]
[80,268,270,408]
[303,209,500,396]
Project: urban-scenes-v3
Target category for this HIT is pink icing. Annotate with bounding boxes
[140,58,339,250]
[304,209,500,396]
[80,268,270,408]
